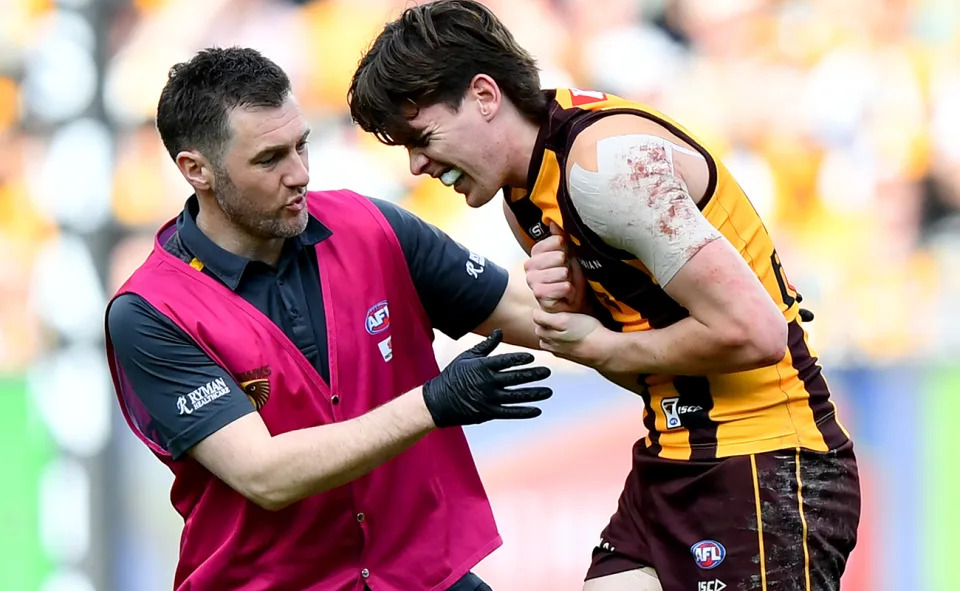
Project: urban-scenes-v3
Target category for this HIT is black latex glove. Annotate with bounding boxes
[422,329,553,428]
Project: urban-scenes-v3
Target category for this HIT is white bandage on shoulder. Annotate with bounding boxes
[568,134,721,286]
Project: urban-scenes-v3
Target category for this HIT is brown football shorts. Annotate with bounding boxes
[586,440,860,591]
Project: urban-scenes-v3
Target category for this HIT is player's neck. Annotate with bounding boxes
[502,111,541,188]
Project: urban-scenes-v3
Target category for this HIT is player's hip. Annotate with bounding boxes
[640,402,850,460]
[587,441,860,591]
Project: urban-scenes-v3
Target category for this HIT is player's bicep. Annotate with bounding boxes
[566,133,721,287]
[660,236,774,328]
[661,236,788,364]
[107,295,256,459]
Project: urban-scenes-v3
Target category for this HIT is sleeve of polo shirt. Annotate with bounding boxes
[107,293,256,459]
[369,198,509,340]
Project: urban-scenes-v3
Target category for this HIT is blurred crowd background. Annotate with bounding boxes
[2,0,959,590]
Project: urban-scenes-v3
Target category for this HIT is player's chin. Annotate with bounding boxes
[463,186,497,209]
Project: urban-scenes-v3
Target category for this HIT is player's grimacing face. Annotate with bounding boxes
[404,98,504,208]
[214,97,312,239]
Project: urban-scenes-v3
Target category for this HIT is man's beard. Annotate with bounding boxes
[213,167,307,239]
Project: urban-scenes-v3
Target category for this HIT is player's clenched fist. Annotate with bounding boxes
[523,223,587,313]
[533,308,609,369]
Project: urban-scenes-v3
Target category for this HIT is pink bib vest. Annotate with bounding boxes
[105,190,500,590]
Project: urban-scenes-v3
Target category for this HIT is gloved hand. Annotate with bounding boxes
[422,329,553,428]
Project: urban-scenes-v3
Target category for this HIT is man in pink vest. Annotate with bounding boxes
[105,47,552,591]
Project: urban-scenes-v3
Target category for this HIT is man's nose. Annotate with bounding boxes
[408,148,430,176]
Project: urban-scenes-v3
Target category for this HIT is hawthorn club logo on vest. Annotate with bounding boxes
[237,365,272,410]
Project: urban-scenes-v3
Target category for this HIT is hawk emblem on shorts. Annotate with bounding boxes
[241,379,271,410]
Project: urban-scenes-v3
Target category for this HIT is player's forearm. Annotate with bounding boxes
[598,315,786,376]
[247,389,435,510]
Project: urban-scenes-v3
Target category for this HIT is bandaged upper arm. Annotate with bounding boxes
[568,134,721,286]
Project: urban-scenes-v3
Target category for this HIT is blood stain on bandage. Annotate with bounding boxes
[613,143,706,243]
[626,144,669,182]
[656,186,696,241]
[571,136,722,284]
[659,200,687,238]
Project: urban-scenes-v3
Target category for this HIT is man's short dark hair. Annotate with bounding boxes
[156,47,291,164]
[348,0,547,146]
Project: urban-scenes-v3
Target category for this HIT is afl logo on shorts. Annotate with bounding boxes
[691,540,726,570]
[365,301,390,335]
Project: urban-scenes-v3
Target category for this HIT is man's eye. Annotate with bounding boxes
[260,154,279,165]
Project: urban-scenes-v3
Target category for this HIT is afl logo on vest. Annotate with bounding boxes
[691,540,726,570]
[365,301,390,335]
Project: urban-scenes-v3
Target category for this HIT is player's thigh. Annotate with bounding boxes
[775,443,860,590]
[583,567,662,591]
[637,452,785,591]
[725,443,859,591]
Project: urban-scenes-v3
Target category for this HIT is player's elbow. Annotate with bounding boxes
[719,310,787,370]
[750,319,788,367]
[735,315,787,369]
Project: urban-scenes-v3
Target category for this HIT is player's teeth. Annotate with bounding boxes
[440,167,463,187]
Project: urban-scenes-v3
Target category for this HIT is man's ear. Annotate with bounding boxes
[468,74,501,121]
[175,150,214,192]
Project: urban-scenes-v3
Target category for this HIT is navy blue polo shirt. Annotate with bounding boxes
[108,195,509,459]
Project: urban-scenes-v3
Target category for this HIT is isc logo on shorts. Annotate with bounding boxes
[365,301,390,335]
[691,540,726,570]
